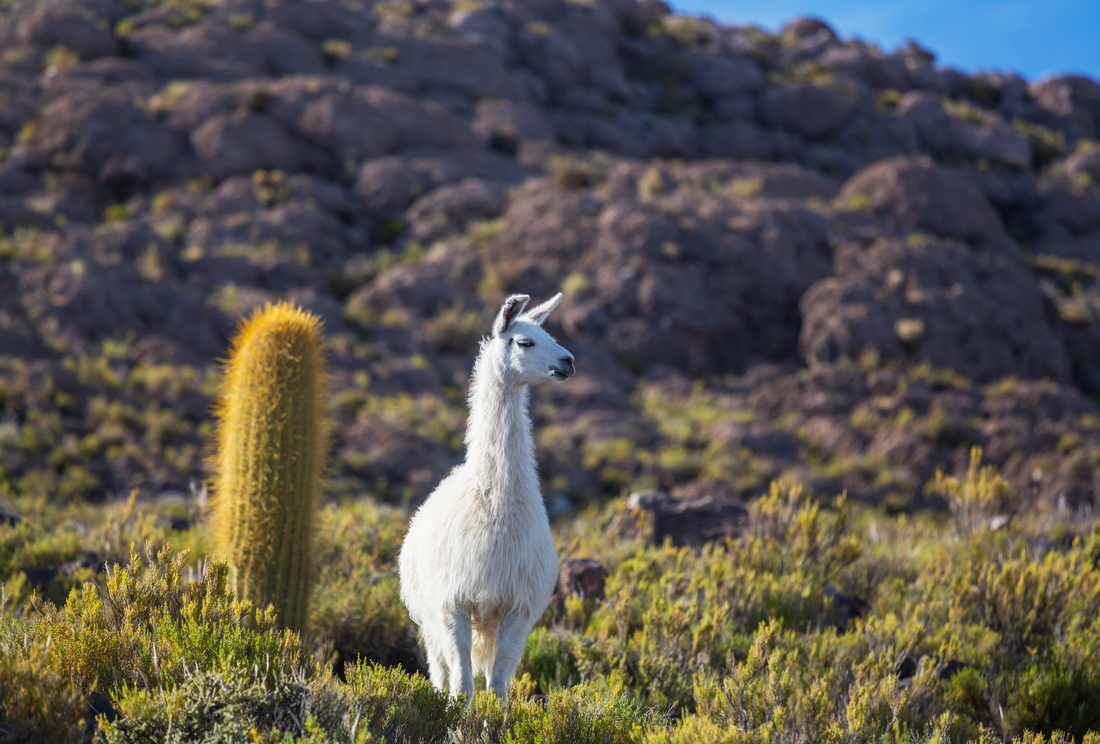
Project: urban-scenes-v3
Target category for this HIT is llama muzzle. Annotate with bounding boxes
[549,355,575,381]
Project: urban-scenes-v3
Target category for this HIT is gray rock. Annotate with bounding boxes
[837,156,1014,248]
[390,38,523,100]
[29,260,226,366]
[559,559,607,600]
[360,87,478,151]
[472,99,554,147]
[15,0,118,60]
[296,92,397,163]
[38,91,182,186]
[684,51,764,98]
[709,92,757,120]
[173,19,270,75]
[487,177,831,373]
[781,16,837,44]
[407,178,506,245]
[897,91,1031,167]
[702,120,792,160]
[800,236,1071,383]
[1029,188,1100,264]
[822,45,910,92]
[1060,144,1100,187]
[190,112,303,181]
[1029,75,1100,141]
[246,25,326,77]
[761,84,856,140]
[447,7,513,57]
[781,28,840,64]
[606,490,749,547]
[355,156,425,220]
[267,0,367,41]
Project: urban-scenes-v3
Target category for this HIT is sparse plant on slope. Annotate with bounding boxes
[935,447,1009,538]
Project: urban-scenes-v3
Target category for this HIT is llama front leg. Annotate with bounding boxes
[442,608,475,705]
[486,611,530,699]
[425,637,450,691]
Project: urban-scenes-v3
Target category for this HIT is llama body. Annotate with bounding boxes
[398,293,574,702]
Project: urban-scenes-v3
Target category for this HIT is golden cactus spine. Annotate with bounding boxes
[211,302,329,632]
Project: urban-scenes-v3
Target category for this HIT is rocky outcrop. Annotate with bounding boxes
[799,235,1070,382]
[0,0,1098,514]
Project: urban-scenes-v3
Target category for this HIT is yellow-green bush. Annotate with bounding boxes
[935,447,1009,537]
[310,501,417,673]
[0,633,84,744]
[33,543,312,693]
[3,463,1100,742]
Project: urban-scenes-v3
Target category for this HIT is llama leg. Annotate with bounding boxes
[471,611,499,685]
[486,611,530,699]
[443,608,475,704]
[425,636,450,690]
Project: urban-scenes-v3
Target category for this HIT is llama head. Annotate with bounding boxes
[490,293,574,385]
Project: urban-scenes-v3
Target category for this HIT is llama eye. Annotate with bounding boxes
[516,339,535,348]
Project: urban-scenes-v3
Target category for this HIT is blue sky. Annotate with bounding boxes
[669,0,1100,83]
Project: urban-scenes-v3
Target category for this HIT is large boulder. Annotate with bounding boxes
[407,178,506,245]
[822,45,910,92]
[388,38,523,100]
[267,0,368,41]
[1060,144,1100,188]
[605,490,749,547]
[1028,188,1100,264]
[21,259,226,365]
[800,236,1071,383]
[14,0,118,60]
[559,560,607,600]
[472,99,555,148]
[190,112,304,181]
[1029,75,1100,141]
[837,156,1014,248]
[37,91,182,187]
[781,16,837,44]
[684,51,764,99]
[448,6,513,56]
[761,84,856,140]
[355,150,527,221]
[896,91,1031,168]
[295,92,399,164]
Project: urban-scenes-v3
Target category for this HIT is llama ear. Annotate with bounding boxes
[523,293,563,326]
[492,294,530,336]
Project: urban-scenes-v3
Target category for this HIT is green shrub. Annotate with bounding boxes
[935,447,1009,538]
[101,668,315,744]
[959,546,1099,661]
[504,679,654,744]
[34,543,312,694]
[3,449,1100,742]
[0,634,84,744]
[519,627,585,693]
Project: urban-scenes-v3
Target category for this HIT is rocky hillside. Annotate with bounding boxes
[2,0,1100,516]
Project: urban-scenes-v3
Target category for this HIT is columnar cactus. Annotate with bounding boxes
[211,302,329,632]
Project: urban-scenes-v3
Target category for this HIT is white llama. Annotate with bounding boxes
[398,292,574,703]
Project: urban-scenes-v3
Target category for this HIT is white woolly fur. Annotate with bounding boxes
[398,292,575,704]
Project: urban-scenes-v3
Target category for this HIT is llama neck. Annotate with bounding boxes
[465,350,537,510]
